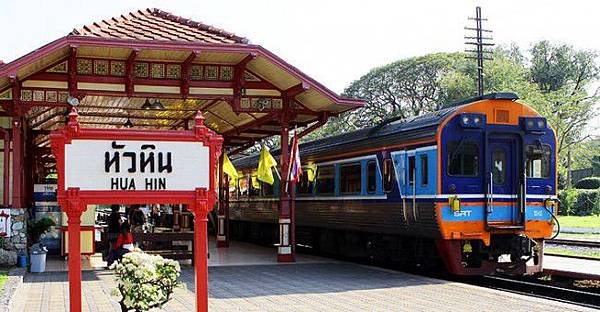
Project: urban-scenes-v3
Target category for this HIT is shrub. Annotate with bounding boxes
[574,177,600,190]
[559,188,600,216]
[573,189,600,216]
[113,251,180,311]
[558,188,579,215]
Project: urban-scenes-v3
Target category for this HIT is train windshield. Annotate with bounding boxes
[447,141,479,176]
[525,144,551,178]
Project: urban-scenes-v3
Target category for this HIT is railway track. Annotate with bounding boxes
[546,239,600,248]
[468,275,600,309]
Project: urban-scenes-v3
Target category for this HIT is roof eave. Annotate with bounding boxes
[0,35,364,108]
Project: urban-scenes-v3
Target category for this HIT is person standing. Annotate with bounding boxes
[106,205,122,258]
[107,221,135,266]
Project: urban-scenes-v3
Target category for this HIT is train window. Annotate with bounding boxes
[260,170,275,197]
[367,160,377,194]
[340,162,362,194]
[492,149,506,184]
[526,144,551,178]
[248,176,260,197]
[420,155,429,186]
[316,165,335,194]
[297,172,314,195]
[448,141,479,176]
[408,156,415,185]
[383,158,395,193]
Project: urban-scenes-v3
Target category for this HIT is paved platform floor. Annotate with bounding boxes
[544,255,600,279]
[9,239,597,311]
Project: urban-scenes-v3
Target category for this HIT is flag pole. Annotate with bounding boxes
[285,127,298,193]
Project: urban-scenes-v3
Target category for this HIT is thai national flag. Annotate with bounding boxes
[288,131,303,184]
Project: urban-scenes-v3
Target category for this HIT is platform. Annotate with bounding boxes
[544,255,600,280]
[9,239,597,311]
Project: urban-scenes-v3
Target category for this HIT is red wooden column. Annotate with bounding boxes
[65,188,84,312]
[191,188,211,312]
[216,154,228,247]
[277,119,294,262]
[11,117,24,208]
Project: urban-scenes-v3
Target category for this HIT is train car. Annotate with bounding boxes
[229,92,558,275]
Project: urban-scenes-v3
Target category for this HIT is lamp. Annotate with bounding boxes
[141,98,152,110]
[151,98,165,110]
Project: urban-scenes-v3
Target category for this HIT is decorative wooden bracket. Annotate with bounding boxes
[181,50,200,99]
[125,49,140,97]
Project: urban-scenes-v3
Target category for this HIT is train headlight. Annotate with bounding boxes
[522,117,547,132]
[449,195,461,212]
[459,113,486,128]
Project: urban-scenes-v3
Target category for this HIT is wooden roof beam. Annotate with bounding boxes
[233,53,257,111]
[284,82,309,98]
[67,46,77,96]
[181,50,200,99]
[125,48,140,97]
[222,111,278,137]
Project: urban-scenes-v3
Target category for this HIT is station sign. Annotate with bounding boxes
[64,139,210,191]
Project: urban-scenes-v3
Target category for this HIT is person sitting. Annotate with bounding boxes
[130,205,146,233]
[106,221,135,267]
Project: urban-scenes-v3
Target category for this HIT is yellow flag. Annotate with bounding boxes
[306,164,317,182]
[251,175,260,189]
[257,145,278,185]
[222,153,238,179]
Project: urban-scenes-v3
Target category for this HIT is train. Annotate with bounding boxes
[228,92,558,275]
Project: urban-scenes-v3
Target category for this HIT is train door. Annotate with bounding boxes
[486,134,522,227]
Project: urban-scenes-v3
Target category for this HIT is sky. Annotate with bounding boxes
[1,0,599,134]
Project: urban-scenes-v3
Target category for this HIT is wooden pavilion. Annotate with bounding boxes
[0,7,363,265]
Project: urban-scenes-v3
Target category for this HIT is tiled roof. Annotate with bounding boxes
[70,8,249,44]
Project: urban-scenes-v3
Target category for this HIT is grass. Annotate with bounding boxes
[545,247,600,259]
[0,270,7,291]
[556,215,600,229]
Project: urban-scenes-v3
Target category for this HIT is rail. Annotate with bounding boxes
[546,239,600,248]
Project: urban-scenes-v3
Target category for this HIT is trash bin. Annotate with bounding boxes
[30,244,48,273]
[17,252,27,268]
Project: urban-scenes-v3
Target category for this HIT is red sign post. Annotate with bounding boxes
[50,108,222,312]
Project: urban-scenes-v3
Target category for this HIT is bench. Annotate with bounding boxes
[133,232,194,262]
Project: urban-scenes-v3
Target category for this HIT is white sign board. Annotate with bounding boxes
[0,209,10,237]
[65,139,210,191]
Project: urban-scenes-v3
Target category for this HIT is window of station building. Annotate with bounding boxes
[260,180,274,197]
[367,160,377,194]
[492,149,506,184]
[340,162,362,194]
[297,171,314,195]
[316,165,335,195]
[447,141,479,176]
[420,154,429,186]
[525,144,551,178]
[382,158,395,193]
[408,156,416,185]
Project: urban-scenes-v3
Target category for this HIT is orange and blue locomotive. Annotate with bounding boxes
[229,93,557,275]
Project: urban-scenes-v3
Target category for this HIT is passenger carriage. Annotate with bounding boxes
[230,93,557,275]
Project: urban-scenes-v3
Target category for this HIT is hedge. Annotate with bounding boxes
[574,177,600,190]
[558,188,600,216]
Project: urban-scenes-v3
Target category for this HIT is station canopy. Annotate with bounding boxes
[0,8,363,153]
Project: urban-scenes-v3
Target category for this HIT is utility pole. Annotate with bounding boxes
[465,6,494,96]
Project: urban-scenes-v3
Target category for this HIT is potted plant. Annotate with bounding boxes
[27,217,56,273]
